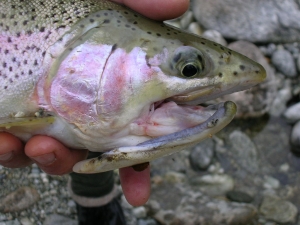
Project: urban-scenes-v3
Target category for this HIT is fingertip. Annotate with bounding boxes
[25,136,88,175]
[111,0,189,20]
[0,132,32,168]
[119,165,151,206]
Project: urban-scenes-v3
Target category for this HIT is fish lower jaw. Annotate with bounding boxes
[73,101,237,173]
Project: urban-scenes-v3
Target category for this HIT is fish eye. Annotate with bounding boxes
[181,63,199,77]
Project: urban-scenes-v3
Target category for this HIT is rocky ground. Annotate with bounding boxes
[1,0,300,224]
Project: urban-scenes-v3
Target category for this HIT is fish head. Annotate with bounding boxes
[82,28,266,151]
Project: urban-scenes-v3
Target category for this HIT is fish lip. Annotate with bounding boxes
[138,101,237,147]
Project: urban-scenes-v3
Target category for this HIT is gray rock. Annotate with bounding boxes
[269,79,292,116]
[189,139,214,171]
[202,30,227,46]
[259,195,298,223]
[44,214,77,225]
[133,206,147,219]
[190,174,234,196]
[229,131,258,173]
[284,102,300,123]
[205,200,257,225]
[226,190,253,203]
[259,43,277,57]
[187,22,203,36]
[271,49,297,77]
[0,187,40,213]
[153,210,175,225]
[192,0,300,43]
[297,54,300,72]
[220,41,277,118]
[137,218,157,225]
[291,121,300,149]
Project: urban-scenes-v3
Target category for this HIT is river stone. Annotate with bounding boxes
[297,54,300,72]
[0,187,40,213]
[190,174,234,196]
[226,190,253,203]
[189,139,214,171]
[229,130,258,173]
[284,102,300,123]
[259,195,298,223]
[216,41,277,118]
[202,30,227,46]
[291,121,300,150]
[192,0,300,43]
[271,48,297,77]
[44,214,77,225]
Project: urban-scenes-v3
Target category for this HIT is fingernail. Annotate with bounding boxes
[32,153,56,165]
[0,152,13,162]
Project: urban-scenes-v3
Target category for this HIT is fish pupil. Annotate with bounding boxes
[182,64,198,77]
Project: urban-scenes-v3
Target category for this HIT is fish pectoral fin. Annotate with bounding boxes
[73,101,237,174]
[0,116,55,129]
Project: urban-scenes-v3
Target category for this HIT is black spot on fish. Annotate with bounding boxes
[28,70,33,75]
[9,67,12,72]
[166,33,170,35]
[34,60,38,66]
[239,65,246,71]
[201,42,206,45]
[220,47,225,50]
[4,50,9,54]
[111,44,117,52]
[90,19,94,23]
[16,32,21,37]
[23,60,27,65]
[4,86,7,90]
[133,21,138,24]
[12,57,16,62]
[104,12,108,16]
[233,71,238,76]
[219,72,223,77]
[213,43,218,46]
[125,24,130,28]
[147,31,152,34]
[156,33,161,37]
[255,70,259,74]
[7,37,12,43]
[23,20,28,25]
[103,19,110,23]
[2,62,7,68]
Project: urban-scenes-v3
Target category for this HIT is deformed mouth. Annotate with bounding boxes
[73,101,237,173]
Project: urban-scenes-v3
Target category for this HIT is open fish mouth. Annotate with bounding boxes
[73,100,237,173]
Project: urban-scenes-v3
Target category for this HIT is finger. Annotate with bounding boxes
[25,136,88,175]
[119,165,151,206]
[0,132,32,168]
[110,0,189,20]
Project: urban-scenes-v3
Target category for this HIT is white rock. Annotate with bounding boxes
[133,206,147,218]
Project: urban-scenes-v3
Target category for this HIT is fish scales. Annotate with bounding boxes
[0,0,266,172]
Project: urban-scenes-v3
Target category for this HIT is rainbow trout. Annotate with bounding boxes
[0,0,266,173]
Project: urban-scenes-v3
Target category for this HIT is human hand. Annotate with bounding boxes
[0,0,189,206]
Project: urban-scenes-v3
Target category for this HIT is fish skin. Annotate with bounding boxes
[0,0,266,171]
